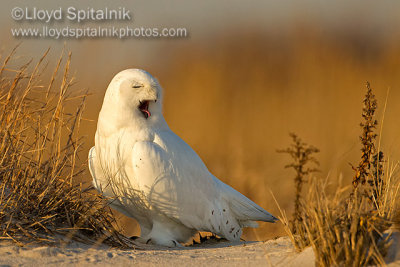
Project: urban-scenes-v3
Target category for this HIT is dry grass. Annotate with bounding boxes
[0,46,132,247]
[277,83,400,266]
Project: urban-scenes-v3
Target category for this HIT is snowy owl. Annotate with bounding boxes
[88,69,277,247]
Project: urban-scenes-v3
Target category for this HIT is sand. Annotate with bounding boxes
[0,237,314,267]
[0,234,398,267]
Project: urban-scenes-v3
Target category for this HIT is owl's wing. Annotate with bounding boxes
[130,130,219,231]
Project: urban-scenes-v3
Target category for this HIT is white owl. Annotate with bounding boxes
[88,69,277,247]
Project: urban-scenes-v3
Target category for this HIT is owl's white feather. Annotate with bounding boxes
[88,69,277,247]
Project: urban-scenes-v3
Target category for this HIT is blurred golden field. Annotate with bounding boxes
[3,22,400,241]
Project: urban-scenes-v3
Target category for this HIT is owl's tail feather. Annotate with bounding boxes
[216,178,278,224]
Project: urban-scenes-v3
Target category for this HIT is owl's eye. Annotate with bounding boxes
[132,83,143,88]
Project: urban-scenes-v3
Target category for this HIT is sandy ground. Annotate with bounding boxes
[0,237,313,267]
[0,235,398,267]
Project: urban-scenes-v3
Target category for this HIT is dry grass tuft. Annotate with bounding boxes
[0,47,132,247]
[277,83,400,266]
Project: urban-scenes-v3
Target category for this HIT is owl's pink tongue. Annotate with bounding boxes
[139,101,151,118]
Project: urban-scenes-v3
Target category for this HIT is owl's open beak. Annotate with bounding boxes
[138,100,151,119]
